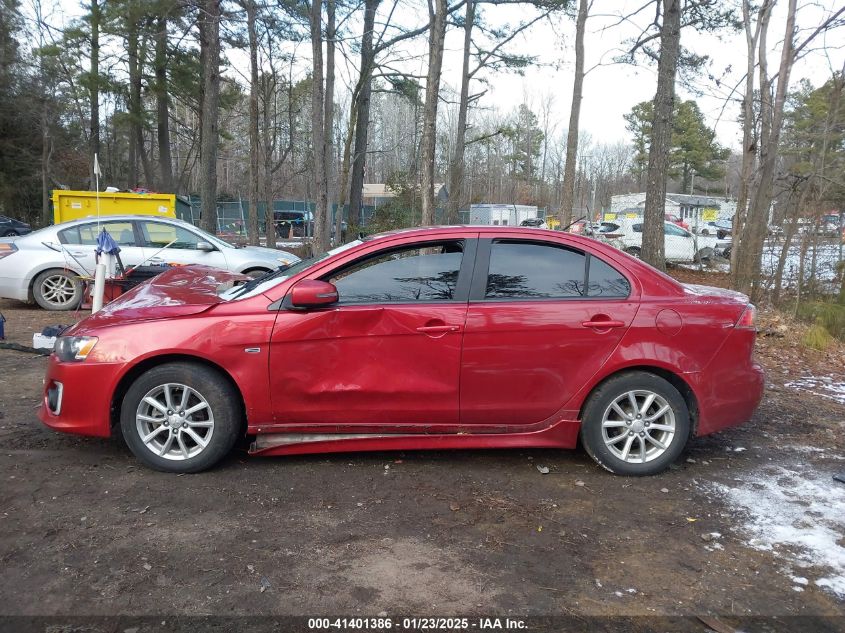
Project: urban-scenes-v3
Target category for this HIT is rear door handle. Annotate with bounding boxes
[416,325,460,334]
[581,319,625,329]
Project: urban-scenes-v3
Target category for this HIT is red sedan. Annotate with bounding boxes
[39,226,764,475]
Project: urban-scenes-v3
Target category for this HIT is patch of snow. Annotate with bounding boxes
[790,575,809,585]
[784,376,845,406]
[708,463,845,599]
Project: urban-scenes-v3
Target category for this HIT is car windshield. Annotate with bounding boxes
[219,239,364,301]
[170,220,235,249]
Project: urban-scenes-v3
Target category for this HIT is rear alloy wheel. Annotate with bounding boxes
[121,362,241,473]
[32,269,83,310]
[580,372,690,476]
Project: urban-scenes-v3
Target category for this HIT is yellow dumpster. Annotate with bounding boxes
[52,190,176,225]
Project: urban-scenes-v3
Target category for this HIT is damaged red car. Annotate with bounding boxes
[39,226,764,475]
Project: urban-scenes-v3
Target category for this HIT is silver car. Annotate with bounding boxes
[0,215,301,310]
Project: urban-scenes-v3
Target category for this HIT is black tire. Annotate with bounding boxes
[2,229,17,237]
[624,247,641,258]
[32,268,83,310]
[120,362,242,473]
[243,267,271,279]
[580,371,690,476]
[700,229,710,236]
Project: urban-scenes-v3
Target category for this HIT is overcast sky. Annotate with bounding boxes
[49,0,845,151]
[450,0,845,148]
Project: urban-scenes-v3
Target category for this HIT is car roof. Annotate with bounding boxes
[52,215,189,228]
[364,224,629,252]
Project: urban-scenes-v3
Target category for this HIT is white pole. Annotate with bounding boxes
[92,153,106,313]
[92,263,106,313]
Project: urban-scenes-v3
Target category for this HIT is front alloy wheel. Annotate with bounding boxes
[136,383,215,461]
[121,362,241,473]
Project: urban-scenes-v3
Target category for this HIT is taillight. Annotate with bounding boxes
[0,243,18,259]
[736,304,756,329]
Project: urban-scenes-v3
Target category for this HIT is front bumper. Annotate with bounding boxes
[38,355,125,438]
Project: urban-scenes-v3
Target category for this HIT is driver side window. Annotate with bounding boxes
[327,241,464,304]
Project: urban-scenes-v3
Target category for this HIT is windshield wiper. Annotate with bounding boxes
[230,264,291,299]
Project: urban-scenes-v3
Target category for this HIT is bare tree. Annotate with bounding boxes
[733,1,845,298]
[641,0,681,270]
[559,0,589,229]
[155,11,173,191]
[347,0,379,228]
[310,0,329,251]
[324,0,336,243]
[245,0,261,246]
[198,0,222,234]
[420,0,448,225]
[730,0,773,278]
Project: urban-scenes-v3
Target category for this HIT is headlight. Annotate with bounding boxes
[54,336,98,362]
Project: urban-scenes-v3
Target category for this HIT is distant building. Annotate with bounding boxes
[610,193,736,229]
[469,204,540,226]
[362,183,448,208]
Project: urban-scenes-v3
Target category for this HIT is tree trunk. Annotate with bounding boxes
[348,0,379,228]
[262,73,275,243]
[246,0,261,246]
[445,0,475,224]
[324,0,336,243]
[734,0,795,299]
[310,0,329,253]
[155,13,174,192]
[641,0,681,270]
[198,0,222,234]
[127,17,139,188]
[559,0,588,230]
[41,106,52,226]
[89,0,101,187]
[420,0,447,225]
[335,101,356,242]
[731,0,771,284]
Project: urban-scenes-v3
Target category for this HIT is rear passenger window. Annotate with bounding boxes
[485,241,586,298]
[587,257,631,298]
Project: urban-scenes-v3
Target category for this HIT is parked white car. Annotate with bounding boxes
[597,218,716,263]
[0,215,300,310]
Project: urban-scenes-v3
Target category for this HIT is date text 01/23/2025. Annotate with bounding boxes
[307,617,527,630]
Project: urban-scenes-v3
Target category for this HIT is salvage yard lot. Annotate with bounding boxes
[1,282,844,623]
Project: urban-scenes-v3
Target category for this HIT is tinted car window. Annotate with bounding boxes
[598,223,620,233]
[329,242,463,303]
[587,256,630,298]
[140,221,202,250]
[486,241,586,299]
[60,221,137,246]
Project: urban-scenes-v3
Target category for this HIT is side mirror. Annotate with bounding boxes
[289,279,338,308]
[197,241,216,252]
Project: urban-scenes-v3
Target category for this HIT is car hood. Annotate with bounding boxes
[238,245,300,263]
[68,265,247,332]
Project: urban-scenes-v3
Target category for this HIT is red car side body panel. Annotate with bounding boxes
[38,227,764,455]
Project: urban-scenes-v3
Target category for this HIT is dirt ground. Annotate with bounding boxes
[1,281,844,629]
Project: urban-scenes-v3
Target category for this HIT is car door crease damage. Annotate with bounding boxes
[36,226,764,475]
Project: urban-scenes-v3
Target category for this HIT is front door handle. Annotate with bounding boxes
[416,324,461,334]
[581,319,625,329]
